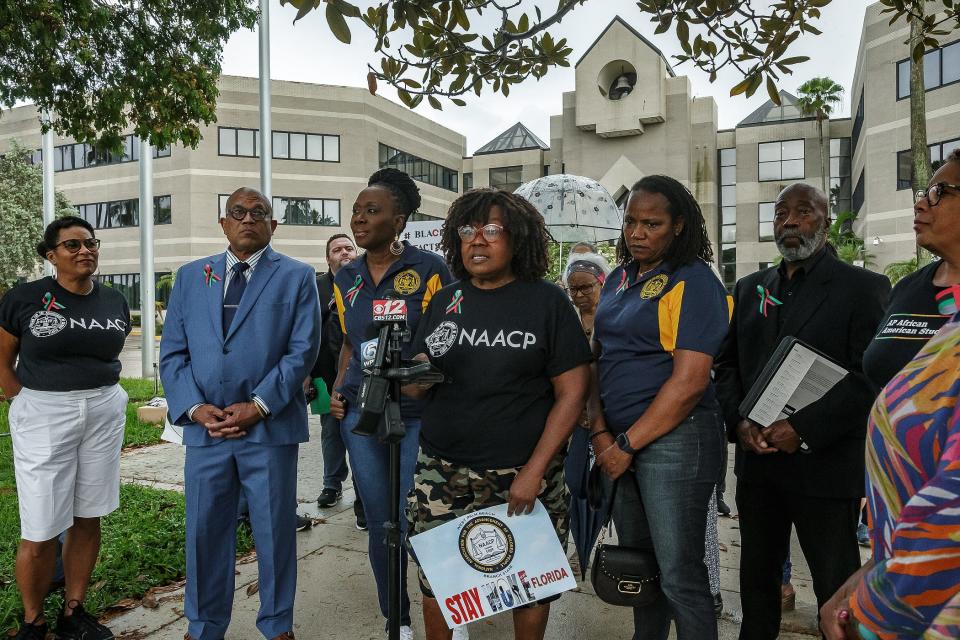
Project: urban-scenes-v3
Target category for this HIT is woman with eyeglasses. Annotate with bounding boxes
[819,147,960,640]
[563,253,610,341]
[329,168,452,640]
[408,189,591,640]
[0,216,130,640]
[861,147,960,391]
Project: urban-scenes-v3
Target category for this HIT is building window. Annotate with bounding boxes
[489,166,523,192]
[896,39,960,99]
[218,127,263,158]
[463,173,473,191]
[758,140,804,181]
[758,203,775,242]
[52,135,168,172]
[896,137,960,190]
[75,195,172,229]
[270,131,340,162]
[378,143,458,192]
[853,172,865,214]
[99,272,171,312]
[273,197,340,226]
[830,138,852,214]
[718,148,737,290]
[851,92,864,153]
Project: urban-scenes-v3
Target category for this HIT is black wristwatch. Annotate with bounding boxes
[615,432,639,455]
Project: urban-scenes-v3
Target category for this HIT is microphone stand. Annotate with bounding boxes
[383,320,406,640]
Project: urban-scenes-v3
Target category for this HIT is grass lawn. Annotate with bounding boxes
[0,379,255,632]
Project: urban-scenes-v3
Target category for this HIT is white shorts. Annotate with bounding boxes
[8,384,127,542]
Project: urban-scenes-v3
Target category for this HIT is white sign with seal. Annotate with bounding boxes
[409,500,576,629]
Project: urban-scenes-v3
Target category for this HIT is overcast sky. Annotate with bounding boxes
[221,0,879,155]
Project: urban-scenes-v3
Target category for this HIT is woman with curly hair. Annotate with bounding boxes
[589,175,730,640]
[330,168,452,639]
[408,188,592,640]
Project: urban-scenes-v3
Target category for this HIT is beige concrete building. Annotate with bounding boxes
[2,1,956,308]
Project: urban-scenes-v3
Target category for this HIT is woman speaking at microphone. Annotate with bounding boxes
[329,168,451,639]
[408,188,591,640]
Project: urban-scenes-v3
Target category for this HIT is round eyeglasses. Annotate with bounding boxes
[226,205,271,221]
[54,238,101,253]
[915,183,960,207]
[457,223,505,243]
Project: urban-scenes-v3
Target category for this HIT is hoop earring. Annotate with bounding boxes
[389,236,404,256]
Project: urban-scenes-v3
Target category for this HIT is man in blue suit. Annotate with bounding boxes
[160,187,320,640]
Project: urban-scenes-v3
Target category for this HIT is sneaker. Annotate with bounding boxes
[399,625,414,640]
[452,626,470,640]
[716,496,732,517]
[355,511,368,531]
[857,522,870,547]
[713,593,724,618]
[57,601,114,639]
[13,616,47,640]
[317,488,342,508]
[296,514,313,532]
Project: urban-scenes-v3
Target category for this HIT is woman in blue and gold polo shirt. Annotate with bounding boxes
[330,168,451,638]
[589,175,731,640]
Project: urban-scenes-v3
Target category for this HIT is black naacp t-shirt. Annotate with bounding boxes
[0,277,131,391]
[863,260,950,390]
[414,279,592,469]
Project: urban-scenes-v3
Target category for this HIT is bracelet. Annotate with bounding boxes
[588,430,610,442]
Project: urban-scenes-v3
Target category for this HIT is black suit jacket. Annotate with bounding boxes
[310,271,339,388]
[714,250,890,499]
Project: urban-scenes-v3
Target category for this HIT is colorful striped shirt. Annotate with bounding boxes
[852,313,960,639]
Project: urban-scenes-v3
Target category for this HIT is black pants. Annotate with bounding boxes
[735,480,862,640]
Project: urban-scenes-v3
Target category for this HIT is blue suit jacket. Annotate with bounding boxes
[159,246,321,446]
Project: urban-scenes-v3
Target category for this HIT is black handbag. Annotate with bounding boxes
[588,468,661,607]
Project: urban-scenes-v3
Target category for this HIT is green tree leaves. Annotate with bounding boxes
[0,1,257,153]
[0,143,75,291]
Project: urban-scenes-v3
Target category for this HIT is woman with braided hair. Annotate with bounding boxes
[408,188,591,640]
[589,175,731,640]
[329,168,452,639]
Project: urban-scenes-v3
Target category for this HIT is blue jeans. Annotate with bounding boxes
[321,413,350,491]
[341,408,421,627]
[611,409,723,640]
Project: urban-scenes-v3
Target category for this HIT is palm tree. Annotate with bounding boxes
[796,77,845,195]
[884,257,919,285]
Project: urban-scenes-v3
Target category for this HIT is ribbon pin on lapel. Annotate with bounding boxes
[445,289,463,314]
[756,285,782,317]
[203,264,222,287]
[615,270,629,295]
[42,292,65,311]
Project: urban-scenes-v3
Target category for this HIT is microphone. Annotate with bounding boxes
[354,290,406,437]
[372,289,408,326]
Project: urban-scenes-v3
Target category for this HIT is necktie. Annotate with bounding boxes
[223,262,250,335]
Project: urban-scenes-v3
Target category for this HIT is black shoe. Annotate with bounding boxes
[716,496,732,517]
[316,488,342,508]
[355,511,368,531]
[57,601,114,639]
[713,593,723,618]
[13,616,47,640]
[296,514,313,532]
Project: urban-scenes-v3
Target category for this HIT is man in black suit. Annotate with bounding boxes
[715,183,890,640]
[310,234,366,528]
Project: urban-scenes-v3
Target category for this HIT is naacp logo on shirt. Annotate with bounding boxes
[29,310,67,338]
[640,274,669,299]
[426,321,538,357]
[394,269,421,295]
[426,321,459,357]
[459,515,516,574]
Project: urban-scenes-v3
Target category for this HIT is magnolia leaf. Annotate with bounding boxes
[325,4,352,44]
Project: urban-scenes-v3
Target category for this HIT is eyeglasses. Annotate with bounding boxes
[457,224,505,243]
[226,205,270,221]
[568,284,598,297]
[54,238,100,253]
[915,183,960,207]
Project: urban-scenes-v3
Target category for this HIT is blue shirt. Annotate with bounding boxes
[594,259,731,432]
[334,242,452,417]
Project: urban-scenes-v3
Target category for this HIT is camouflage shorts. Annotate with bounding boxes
[407,449,570,600]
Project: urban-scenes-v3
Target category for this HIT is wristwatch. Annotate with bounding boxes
[615,432,639,455]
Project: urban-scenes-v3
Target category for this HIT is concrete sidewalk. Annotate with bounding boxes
[111,417,854,639]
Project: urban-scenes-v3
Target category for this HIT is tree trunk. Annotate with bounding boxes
[818,115,828,197]
[909,18,932,263]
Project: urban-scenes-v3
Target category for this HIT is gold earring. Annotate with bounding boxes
[389,235,404,256]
